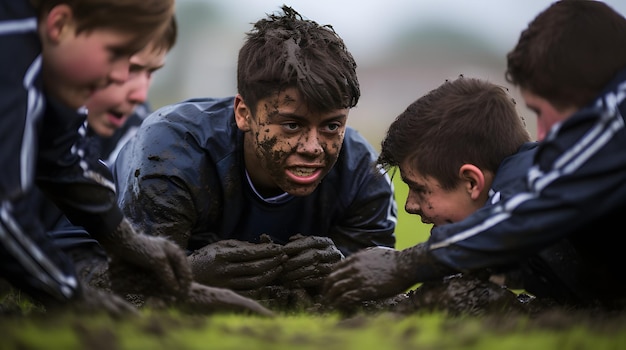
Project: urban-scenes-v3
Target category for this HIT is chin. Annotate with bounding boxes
[282,184,315,197]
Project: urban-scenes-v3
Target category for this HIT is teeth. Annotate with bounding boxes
[292,167,315,177]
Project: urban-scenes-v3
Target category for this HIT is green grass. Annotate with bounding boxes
[3,309,626,349]
[391,175,431,250]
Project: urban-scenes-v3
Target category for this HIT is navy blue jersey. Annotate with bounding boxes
[41,104,151,261]
[0,1,43,200]
[114,97,397,256]
[427,69,626,304]
[0,1,78,303]
[486,142,538,207]
[0,1,124,304]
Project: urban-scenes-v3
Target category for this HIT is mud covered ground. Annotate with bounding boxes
[2,279,626,350]
[2,270,617,319]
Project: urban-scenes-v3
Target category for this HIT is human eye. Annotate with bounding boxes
[408,183,427,195]
[126,64,141,78]
[323,121,343,133]
[282,122,300,132]
[108,49,131,63]
[129,64,143,73]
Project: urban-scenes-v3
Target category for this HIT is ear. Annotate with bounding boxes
[234,94,252,131]
[458,164,487,201]
[43,5,74,43]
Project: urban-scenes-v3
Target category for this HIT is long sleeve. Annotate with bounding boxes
[426,71,626,273]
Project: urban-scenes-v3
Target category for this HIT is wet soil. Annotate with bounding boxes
[2,246,622,321]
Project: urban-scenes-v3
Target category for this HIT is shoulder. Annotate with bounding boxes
[0,2,37,22]
[322,127,389,192]
[491,141,538,195]
[0,2,40,82]
[337,127,379,170]
[135,97,236,144]
[144,97,235,128]
[116,97,239,172]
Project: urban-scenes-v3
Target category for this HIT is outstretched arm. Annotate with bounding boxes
[322,243,455,308]
[428,91,626,272]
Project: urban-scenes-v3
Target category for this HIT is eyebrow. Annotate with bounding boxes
[402,173,429,190]
[401,175,418,187]
[271,112,347,122]
[130,63,165,72]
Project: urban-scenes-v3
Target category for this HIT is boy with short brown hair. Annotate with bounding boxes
[0,0,192,315]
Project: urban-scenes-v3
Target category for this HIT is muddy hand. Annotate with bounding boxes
[322,246,417,307]
[98,218,192,298]
[280,234,344,289]
[177,282,275,317]
[189,239,288,290]
[72,281,138,318]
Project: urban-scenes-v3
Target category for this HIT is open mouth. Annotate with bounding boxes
[290,167,317,177]
[286,166,323,185]
[109,110,124,120]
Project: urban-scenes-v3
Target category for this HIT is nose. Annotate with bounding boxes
[404,192,421,215]
[298,128,323,155]
[109,59,131,84]
[128,73,150,105]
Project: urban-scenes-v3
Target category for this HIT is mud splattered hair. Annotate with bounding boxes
[237,5,360,115]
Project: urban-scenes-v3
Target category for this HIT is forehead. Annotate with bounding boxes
[258,87,348,117]
[399,158,424,183]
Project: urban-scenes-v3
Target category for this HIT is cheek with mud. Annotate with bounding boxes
[257,136,293,182]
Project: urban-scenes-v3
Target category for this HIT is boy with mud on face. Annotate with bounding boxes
[321,75,537,314]
[113,5,397,307]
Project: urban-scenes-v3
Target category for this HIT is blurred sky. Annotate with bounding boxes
[151,1,626,144]
[185,0,626,61]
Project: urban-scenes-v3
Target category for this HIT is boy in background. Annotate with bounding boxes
[0,0,191,315]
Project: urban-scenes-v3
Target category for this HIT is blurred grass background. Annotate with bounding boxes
[392,175,431,250]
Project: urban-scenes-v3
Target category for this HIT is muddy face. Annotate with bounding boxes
[399,159,480,227]
[239,87,347,197]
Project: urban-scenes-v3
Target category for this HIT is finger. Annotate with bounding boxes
[283,236,333,255]
[226,265,284,290]
[286,233,306,242]
[185,283,275,317]
[221,254,287,276]
[164,241,193,295]
[322,265,354,296]
[281,264,318,281]
[322,277,359,305]
[283,249,342,271]
[79,284,139,318]
[217,291,275,317]
[327,288,370,308]
[282,262,335,282]
[220,243,286,262]
[151,242,190,296]
[283,274,326,289]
